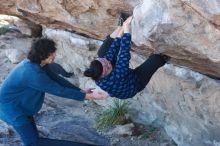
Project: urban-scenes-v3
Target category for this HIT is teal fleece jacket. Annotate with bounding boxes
[0,59,85,126]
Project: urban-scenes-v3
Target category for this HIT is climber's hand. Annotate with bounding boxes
[85,91,108,100]
[123,16,132,33]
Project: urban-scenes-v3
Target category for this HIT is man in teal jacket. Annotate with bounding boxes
[0,38,106,146]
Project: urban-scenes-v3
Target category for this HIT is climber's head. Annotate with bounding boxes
[84,58,112,81]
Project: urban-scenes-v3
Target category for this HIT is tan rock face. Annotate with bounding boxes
[132,0,220,79]
[1,0,220,79]
[0,1,16,15]
[2,0,220,146]
[44,28,220,146]
[181,0,220,25]
[0,0,136,38]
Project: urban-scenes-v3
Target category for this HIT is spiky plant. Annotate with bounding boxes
[96,99,129,129]
[0,25,9,35]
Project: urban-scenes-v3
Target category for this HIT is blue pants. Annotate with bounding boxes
[14,117,95,146]
[13,65,94,146]
[98,35,166,92]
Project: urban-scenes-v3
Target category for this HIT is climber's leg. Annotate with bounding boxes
[134,54,167,91]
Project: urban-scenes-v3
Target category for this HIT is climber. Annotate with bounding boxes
[84,15,169,99]
[0,38,107,146]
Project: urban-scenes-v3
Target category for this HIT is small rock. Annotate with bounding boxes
[107,123,134,136]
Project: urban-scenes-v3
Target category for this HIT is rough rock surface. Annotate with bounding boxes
[1,0,220,146]
[0,0,137,38]
[1,0,220,79]
[44,28,220,146]
[0,29,175,146]
[132,0,220,79]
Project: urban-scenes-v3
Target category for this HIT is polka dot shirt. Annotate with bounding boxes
[96,33,140,99]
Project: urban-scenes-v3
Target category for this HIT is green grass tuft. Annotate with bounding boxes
[96,99,129,129]
[0,25,10,35]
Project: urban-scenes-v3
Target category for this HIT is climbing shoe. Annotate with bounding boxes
[118,12,131,26]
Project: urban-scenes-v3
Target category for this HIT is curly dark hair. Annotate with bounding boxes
[27,38,57,64]
[84,60,103,81]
